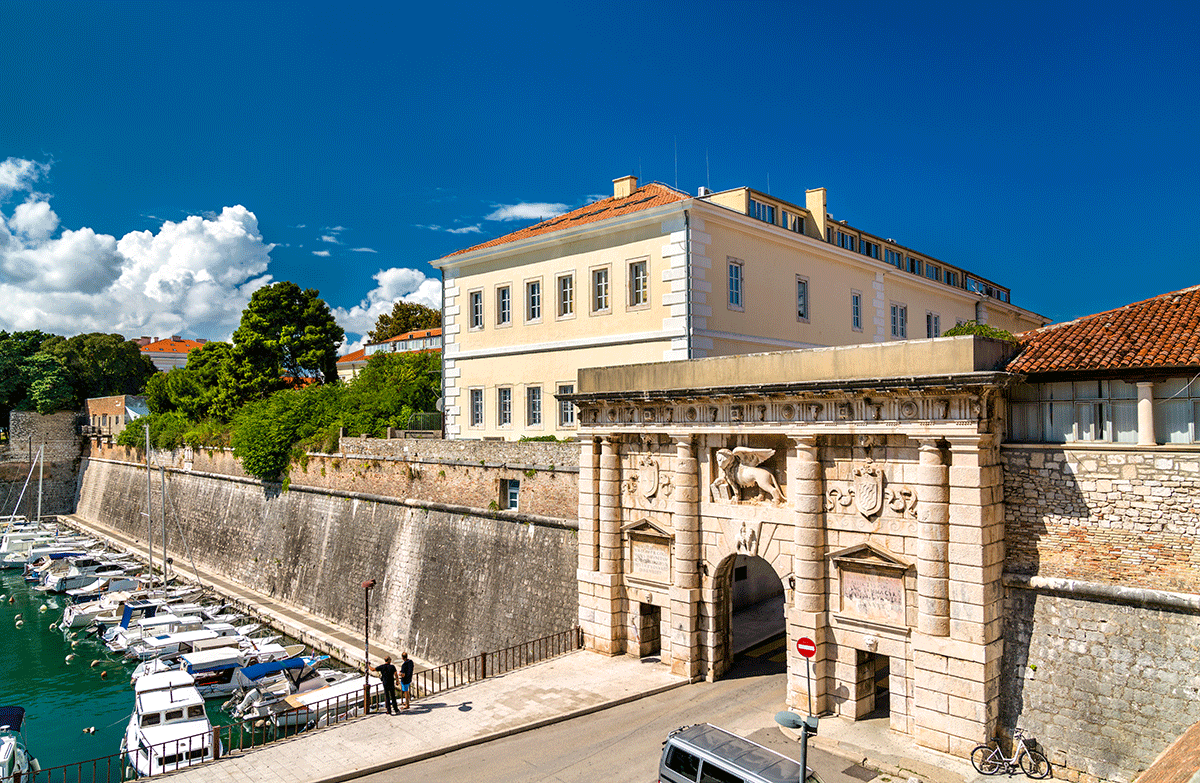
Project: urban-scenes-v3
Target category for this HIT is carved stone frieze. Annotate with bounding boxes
[825,458,918,520]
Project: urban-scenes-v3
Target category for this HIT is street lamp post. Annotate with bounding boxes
[362,579,376,712]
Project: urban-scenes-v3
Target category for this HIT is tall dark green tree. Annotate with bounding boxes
[366,301,440,343]
[39,333,156,406]
[0,331,54,420]
[232,282,344,387]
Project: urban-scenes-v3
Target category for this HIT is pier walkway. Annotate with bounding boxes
[166,651,687,783]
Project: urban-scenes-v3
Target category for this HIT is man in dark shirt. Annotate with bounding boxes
[399,652,415,709]
[371,656,399,715]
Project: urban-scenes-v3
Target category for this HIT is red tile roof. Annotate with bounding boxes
[337,348,367,365]
[140,338,206,355]
[1010,284,1200,374]
[441,183,689,259]
[376,327,442,344]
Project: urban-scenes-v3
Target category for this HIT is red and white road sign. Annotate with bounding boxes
[796,637,817,658]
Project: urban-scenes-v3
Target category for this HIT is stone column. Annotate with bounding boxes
[670,434,702,679]
[582,436,625,656]
[788,435,827,713]
[916,438,950,637]
[911,433,1003,758]
[1137,382,1156,446]
[578,437,599,572]
[598,437,622,574]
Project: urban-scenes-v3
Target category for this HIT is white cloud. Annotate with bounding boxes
[447,225,482,234]
[485,202,569,222]
[351,247,377,253]
[332,266,441,342]
[319,235,340,244]
[312,249,331,257]
[324,225,347,233]
[0,158,275,340]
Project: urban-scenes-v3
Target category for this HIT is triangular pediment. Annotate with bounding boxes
[620,518,673,539]
[828,541,912,569]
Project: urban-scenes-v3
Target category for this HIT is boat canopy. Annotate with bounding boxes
[238,656,307,682]
[0,706,25,732]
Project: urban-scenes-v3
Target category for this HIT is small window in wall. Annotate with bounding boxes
[728,259,744,310]
[592,267,610,313]
[860,240,880,259]
[749,198,775,224]
[526,386,542,426]
[558,383,575,427]
[906,256,921,275]
[890,304,907,338]
[469,290,484,329]
[497,387,512,426]
[945,270,960,287]
[1009,380,1142,444]
[469,388,484,427]
[925,263,941,282]
[884,248,902,268]
[926,312,940,338]
[496,286,511,326]
[796,276,809,321]
[557,273,574,318]
[525,280,542,322]
[851,290,862,331]
[837,231,855,251]
[782,210,804,234]
[501,478,519,511]
[628,259,648,308]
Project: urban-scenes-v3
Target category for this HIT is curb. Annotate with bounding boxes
[307,677,693,783]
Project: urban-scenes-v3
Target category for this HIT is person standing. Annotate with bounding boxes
[399,652,415,710]
[371,656,399,715]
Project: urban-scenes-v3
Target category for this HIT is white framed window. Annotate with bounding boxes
[592,267,611,313]
[628,259,649,308]
[557,383,575,427]
[851,290,862,331]
[1010,380,1142,444]
[469,290,483,330]
[860,240,880,259]
[782,210,804,234]
[557,273,574,318]
[496,286,511,326]
[727,258,744,310]
[925,263,941,282]
[890,303,907,338]
[749,198,775,224]
[926,312,940,338]
[945,270,960,287]
[884,248,902,268]
[837,231,855,251]
[525,279,542,322]
[526,386,542,427]
[796,276,809,322]
[497,387,512,427]
[469,388,484,427]
[501,478,520,510]
[907,256,921,275]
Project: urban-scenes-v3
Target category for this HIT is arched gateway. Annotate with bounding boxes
[569,337,1011,757]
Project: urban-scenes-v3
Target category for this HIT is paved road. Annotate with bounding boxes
[357,636,878,783]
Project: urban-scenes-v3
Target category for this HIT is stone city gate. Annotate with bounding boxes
[568,339,1013,757]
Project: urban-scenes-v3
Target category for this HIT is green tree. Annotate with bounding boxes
[39,332,156,406]
[339,351,441,436]
[232,282,344,386]
[942,320,1017,342]
[231,384,344,482]
[24,354,75,414]
[0,331,54,419]
[366,301,440,343]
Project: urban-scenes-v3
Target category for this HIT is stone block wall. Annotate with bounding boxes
[0,411,82,515]
[75,456,579,665]
[1002,445,1200,593]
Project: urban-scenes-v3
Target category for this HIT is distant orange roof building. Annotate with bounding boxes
[138,336,208,371]
[337,328,442,381]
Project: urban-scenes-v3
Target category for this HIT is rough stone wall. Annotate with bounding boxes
[75,456,579,665]
[1000,588,1200,783]
[1001,444,1200,782]
[0,411,82,515]
[86,439,579,520]
[1002,445,1200,593]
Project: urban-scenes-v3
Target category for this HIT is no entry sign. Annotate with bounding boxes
[796,637,817,658]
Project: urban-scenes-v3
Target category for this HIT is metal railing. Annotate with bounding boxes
[25,627,583,781]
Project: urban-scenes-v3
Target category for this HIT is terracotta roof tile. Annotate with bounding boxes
[1009,284,1200,374]
[140,338,206,354]
[337,348,367,364]
[440,183,689,259]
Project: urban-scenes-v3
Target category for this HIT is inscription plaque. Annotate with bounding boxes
[840,566,905,626]
[630,537,671,581]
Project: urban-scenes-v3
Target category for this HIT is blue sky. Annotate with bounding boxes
[1,1,1197,350]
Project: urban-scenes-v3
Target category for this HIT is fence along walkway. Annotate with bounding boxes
[30,628,583,782]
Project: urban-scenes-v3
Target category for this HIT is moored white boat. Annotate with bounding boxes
[227,658,354,722]
[0,706,40,783]
[121,672,218,777]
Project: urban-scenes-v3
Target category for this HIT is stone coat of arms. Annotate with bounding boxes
[853,458,884,517]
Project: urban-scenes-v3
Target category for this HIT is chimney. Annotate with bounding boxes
[613,175,638,199]
[805,188,828,240]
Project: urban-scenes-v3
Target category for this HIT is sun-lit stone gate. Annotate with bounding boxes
[568,336,1016,758]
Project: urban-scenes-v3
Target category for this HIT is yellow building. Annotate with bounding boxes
[432,176,1047,440]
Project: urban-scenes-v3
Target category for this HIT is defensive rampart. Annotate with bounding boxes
[75,443,581,665]
[0,411,81,516]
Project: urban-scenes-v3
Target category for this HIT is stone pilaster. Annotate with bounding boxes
[916,438,950,637]
[598,437,622,574]
[578,437,599,572]
[670,435,701,679]
[587,436,625,656]
[787,435,828,713]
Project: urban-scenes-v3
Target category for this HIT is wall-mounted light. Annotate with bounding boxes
[788,575,796,590]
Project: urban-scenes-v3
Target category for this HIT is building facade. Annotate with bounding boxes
[85,395,148,437]
[432,175,1047,441]
[336,327,443,382]
[137,336,207,371]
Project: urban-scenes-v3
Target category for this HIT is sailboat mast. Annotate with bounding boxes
[160,466,167,590]
[35,444,43,524]
[145,424,153,588]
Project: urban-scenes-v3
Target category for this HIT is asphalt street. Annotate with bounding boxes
[356,635,881,783]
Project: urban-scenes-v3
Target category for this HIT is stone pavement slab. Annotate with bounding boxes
[165,650,687,783]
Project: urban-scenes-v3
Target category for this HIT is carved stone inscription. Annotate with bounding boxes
[630,536,671,581]
[840,566,905,626]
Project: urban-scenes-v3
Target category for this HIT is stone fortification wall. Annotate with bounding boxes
[0,411,82,515]
[1000,445,1200,783]
[75,456,579,665]
[86,437,580,520]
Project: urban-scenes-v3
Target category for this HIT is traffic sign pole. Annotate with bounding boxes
[795,636,818,782]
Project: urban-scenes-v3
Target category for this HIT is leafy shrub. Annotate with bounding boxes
[941,320,1017,342]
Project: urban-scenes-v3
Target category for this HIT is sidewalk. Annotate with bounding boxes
[166,650,688,783]
[795,716,982,783]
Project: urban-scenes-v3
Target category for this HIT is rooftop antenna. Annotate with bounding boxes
[706,148,711,191]
[767,172,771,195]
[674,137,678,190]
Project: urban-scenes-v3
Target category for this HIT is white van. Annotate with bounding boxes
[659,724,823,783]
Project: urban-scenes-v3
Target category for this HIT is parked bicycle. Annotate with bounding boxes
[971,727,1051,778]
